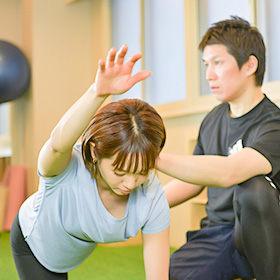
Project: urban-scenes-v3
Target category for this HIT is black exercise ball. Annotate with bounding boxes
[0,40,31,103]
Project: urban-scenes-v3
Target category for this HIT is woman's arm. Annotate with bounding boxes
[38,45,152,177]
[142,227,170,280]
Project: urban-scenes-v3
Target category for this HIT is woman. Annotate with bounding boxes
[10,45,170,280]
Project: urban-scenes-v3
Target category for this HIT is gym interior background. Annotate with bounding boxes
[0,0,279,274]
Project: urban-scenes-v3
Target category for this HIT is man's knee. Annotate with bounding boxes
[234,175,279,216]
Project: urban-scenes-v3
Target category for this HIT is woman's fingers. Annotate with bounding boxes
[106,45,141,69]
[98,59,106,73]
[116,44,128,65]
[125,53,143,69]
[106,47,117,68]
[130,70,152,86]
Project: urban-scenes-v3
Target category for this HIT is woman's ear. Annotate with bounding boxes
[89,142,98,163]
[246,55,258,77]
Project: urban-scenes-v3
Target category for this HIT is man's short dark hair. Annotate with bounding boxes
[199,16,266,86]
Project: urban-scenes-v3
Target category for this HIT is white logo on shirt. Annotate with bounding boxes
[228,139,243,155]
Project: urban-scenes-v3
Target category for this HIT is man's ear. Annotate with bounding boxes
[246,55,258,77]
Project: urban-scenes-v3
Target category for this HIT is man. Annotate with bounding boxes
[157,16,280,280]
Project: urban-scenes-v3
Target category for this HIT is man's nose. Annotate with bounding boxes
[206,65,216,81]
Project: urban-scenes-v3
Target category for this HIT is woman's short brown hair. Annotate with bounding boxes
[82,99,166,177]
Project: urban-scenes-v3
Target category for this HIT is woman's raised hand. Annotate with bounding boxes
[93,45,152,96]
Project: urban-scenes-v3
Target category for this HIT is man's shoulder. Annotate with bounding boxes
[262,95,280,115]
[200,103,228,127]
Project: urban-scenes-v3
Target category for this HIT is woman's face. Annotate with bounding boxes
[97,154,150,196]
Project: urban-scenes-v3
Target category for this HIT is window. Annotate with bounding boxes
[257,0,280,83]
[110,0,190,117]
[143,0,187,105]
[110,0,142,101]
[110,0,280,118]
[0,103,11,157]
[0,103,9,135]
[256,0,280,102]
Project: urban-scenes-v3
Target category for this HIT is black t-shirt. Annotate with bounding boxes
[194,96,280,226]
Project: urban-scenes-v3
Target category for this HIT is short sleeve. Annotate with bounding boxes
[141,178,170,235]
[249,120,280,177]
[193,132,204,156]
[38,145,81,188]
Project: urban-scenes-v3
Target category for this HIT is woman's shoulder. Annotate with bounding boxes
[137,171,163,198]
[39,143,86,186]
[73,142,83,157]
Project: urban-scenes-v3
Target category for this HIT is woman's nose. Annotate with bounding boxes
[123,176,137,190]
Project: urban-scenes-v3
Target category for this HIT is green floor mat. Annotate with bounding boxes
[1,231,177,280]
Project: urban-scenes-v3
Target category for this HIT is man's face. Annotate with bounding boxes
[202,44,249,103]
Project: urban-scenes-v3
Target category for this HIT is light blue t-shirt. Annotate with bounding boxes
[19,144,170,273]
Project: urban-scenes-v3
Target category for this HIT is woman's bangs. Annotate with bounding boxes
[113,145,155,175]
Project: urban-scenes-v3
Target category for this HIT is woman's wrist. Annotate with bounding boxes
[87,83,109,100]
